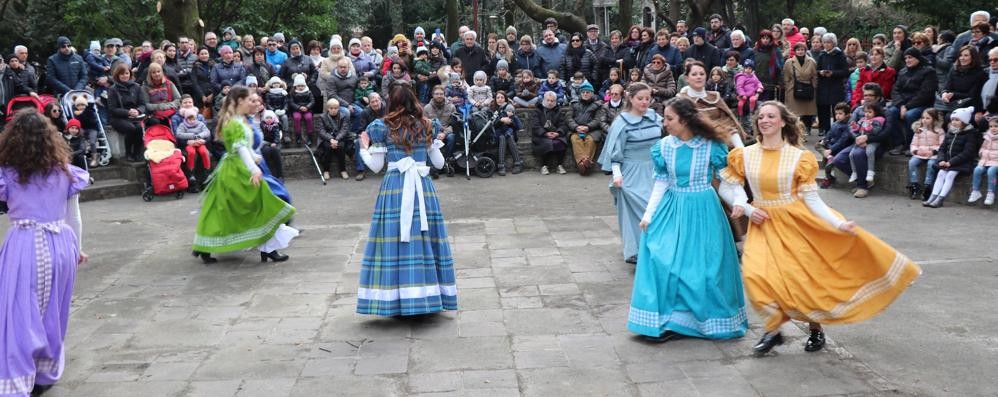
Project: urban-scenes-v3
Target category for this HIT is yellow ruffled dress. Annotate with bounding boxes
[720,144,921,332]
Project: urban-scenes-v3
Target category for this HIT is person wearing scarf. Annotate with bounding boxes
[752,29,784,102]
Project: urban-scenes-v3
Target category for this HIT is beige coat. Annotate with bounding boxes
[782,56,818,116]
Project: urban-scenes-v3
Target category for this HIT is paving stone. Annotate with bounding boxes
[493,266,574,287]
[503,308,604,336]
[519,367,636,397]
[637,380,700,396]
[299,357,356,377]
[290,376,400,396]
[498,285,540,297]
[235,378,297,397]
[454,288,501,310]
[185,380,243,397]
[140,361,200,381]
[354,354,409,375]
[461,369,519,389]
[559,334,621,368]
[514,350,568,369]
[501,296,544,309]
[69,381,188,397]
[407,371,462,393]
[409,337,513,373]
[243,294,330,317]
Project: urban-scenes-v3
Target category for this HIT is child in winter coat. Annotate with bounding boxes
[538,70,566,105]
[734,59,763,117]
[64,119,88,170]
[512,70,540,108]
[261,110,285,148]
[489,60,515,95]
[213,82,231,117]
[845,102,887,197]
[706,67,737,111]
[70,94,100,167]
[413,46,434,103]
[599,67,623,102]
[924,107,981,208]
[290,74,315,145]
[171,95,206,133]
[263,76,290,133]
[907,108,946,200]
[567,72,589,103]
[445,73,468,109]
[819,103,855,188]
[626,67,642,87]
[354,75,375,107]
[467,71,493,112]
[969,117,998,205]
[174,107,212,172]
[491,91,524,175]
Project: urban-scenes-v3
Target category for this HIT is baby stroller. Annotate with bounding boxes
[4,94,56,123]
[141,122,188,201]
[452,104,499,178]
[61,90,112,167]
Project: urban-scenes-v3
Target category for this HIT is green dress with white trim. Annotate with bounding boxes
[193,118,296,253]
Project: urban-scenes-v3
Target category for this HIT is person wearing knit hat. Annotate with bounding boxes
[88,41,101,55]
[885,45,932,155]
[566,78,603,175]
[245,75,258,87]
[221,27,239,50]
[349,38,362,48]
[693,27,707,39]
[47,36,87,95]
[218,45,233,55]
[272,32,286,45]
[65,118,82,132]
[496,59,509,71]
[416,46,428,56]
[505,26,518,43]
[329,38,343,50]
[414,27,426,41]
[923,106,978,207]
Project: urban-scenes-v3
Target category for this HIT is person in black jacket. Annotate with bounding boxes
[314,98,354,180]
[602,31,635,79]
[815,33,850,135]
[190,48,215,112]
[3,54,39,99]
[106,63,147,162]
[887,47,939,154]
[685,28,722,72]
[561,33,597,85]
[940,45,987,113]
[532,91,569,175]
[923,107,981,207]
[454,31,489,86]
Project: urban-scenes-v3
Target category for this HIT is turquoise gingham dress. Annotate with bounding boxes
[626,136,747,339]
[356,120,457,316]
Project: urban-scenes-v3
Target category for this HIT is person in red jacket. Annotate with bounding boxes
[781,19,807,53]
[851,46,896,108]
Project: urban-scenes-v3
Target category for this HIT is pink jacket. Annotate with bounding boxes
[734,72,763,97]
[978,132,998,167]
[909,121,945,159]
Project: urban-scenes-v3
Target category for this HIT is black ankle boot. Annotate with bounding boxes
[908,183,922,200]
[804,329,826,352]
[192,250,217,264]
[31,384,53,396]
[753,332,784,356]
[261,250,290,262]
[922,184,933,201]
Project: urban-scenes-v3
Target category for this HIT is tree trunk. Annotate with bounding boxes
[446,0,459,43]
[160,0,201,41]
[687,0,713,26]
[745,0,760,37]
[616,0,633,32]
[510,0,587,34]
[390,0,404,36]
[669,0,682,25]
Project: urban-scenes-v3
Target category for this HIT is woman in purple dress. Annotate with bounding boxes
[0,109,89,396]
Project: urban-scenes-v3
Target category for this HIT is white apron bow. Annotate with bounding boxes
[387,157,431,242]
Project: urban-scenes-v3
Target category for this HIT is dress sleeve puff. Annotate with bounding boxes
[68,165,91,197]
[710,140,730,175]
[719,147,745,185]
[795,150,820,193]
[223,120,249,150]
[366,119,389,151]
[650,138,667,180]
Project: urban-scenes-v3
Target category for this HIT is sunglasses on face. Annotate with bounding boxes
[61,44,72,49]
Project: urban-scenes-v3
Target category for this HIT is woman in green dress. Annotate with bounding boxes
[192,85,298,263]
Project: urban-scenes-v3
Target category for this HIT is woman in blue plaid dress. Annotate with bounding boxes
[356,83,457,316]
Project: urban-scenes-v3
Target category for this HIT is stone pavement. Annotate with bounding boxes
[16,170,997,396]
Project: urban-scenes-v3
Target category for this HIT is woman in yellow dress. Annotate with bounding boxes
[718,101,921,356]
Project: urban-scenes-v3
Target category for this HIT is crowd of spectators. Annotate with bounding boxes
[1,12,997,200]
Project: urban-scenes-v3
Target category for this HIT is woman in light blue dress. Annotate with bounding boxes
[599,82,662,264]
[627,97,747,342]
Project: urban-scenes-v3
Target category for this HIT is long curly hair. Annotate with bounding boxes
[0,109,71,184]
[663,97,727,143]
[752,100,804,147]
[384,83,432,153]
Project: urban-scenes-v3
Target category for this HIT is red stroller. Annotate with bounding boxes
[141,124,188,201]
[4,94,56,122]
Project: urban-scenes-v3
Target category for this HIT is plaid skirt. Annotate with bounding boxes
[357,170,457,316]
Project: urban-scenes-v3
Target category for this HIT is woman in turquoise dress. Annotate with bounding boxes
[627,97,748,342]
[356,83,456,316]
[599,82,662,264]
[192,86,298,263]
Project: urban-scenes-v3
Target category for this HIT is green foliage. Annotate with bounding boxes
[742,0,932,43]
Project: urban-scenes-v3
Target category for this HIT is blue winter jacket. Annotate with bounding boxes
[265,49,288,73]
[46,52,88,94]
[512,49,545,79]
[825,120,855,156]
[209,60,247,95]
[535,41,566,75]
